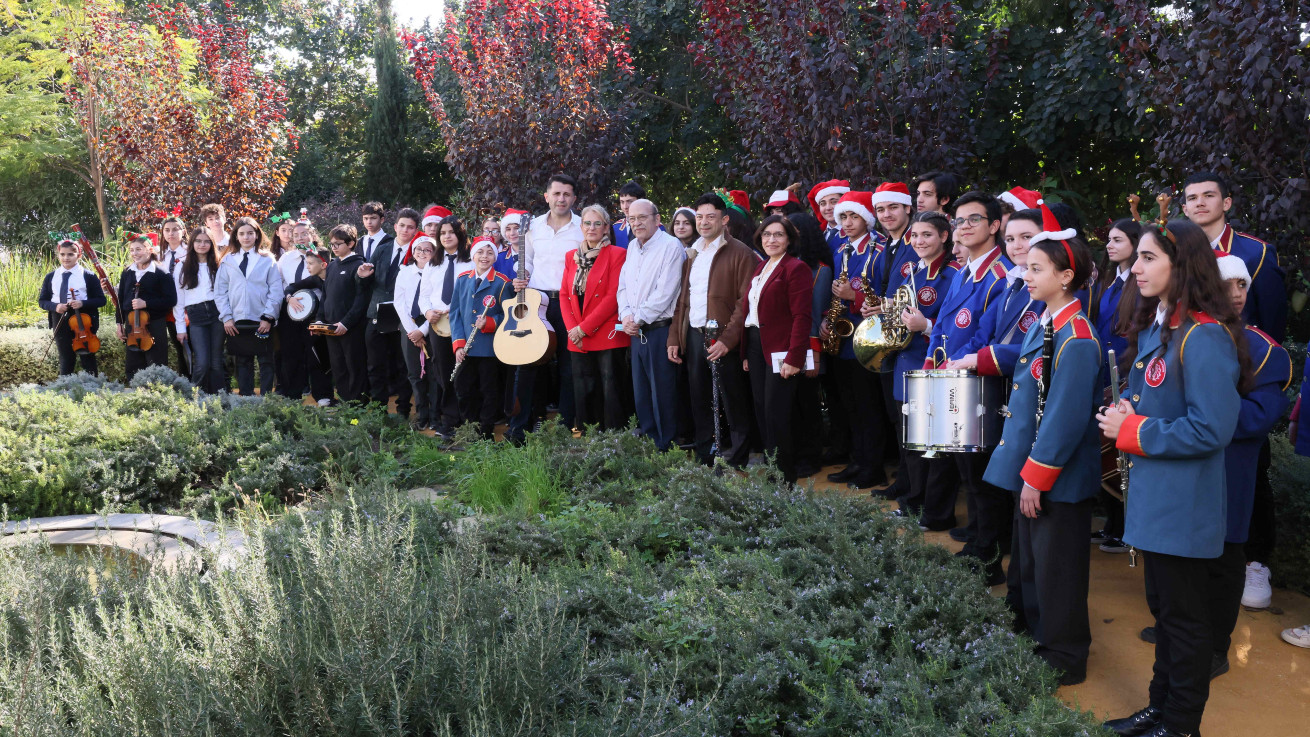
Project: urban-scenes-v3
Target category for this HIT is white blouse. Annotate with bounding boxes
[173,262,217,332]
[744,258,782,328]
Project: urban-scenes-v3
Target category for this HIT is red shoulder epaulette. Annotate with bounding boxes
[988,262,1007,279]
[456,271,475,280]
[1070,315,1095,340]
[1246,325,1278,348]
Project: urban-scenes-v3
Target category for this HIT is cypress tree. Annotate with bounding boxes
[363,0,409,205]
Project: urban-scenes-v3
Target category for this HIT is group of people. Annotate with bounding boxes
[38,169,1310,736]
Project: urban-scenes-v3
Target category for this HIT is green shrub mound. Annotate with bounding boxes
[0,427,1101,736]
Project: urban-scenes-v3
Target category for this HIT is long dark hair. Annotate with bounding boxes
[1123,220,1253,393]
[230,217,270,254]
[181,227,219,291]
[1097,218,1143,332]
[434,217,471,266]
[787,212,833,269]
[726,208,757,253]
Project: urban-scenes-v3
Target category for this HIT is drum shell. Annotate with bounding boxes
[902,369,1003,452]
[287,289,321,322]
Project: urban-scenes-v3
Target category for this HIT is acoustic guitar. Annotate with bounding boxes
[493,248,556,366]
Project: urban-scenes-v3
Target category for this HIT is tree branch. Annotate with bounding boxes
[630,88,692,113]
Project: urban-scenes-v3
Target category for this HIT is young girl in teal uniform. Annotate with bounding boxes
[983,204,1102,686]
[450,237,512,439]
[1099,219,1250,737]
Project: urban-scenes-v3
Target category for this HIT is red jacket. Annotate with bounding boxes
[560,245,630,352]
[737,254,813,369]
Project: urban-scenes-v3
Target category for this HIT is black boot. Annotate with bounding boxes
[827,464,863,483]
[1104,705,1162,736]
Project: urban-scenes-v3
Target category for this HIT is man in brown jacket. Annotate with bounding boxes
[668,192,761,467]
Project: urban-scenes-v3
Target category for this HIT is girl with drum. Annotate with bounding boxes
[1098,219,1249,737]
[885,211,960,530]
[174,228,225,393]
[982,203,1102,687]
[394,236,439,430]
[422,217,475,437]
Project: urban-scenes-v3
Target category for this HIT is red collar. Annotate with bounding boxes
[849,233,871,254]
[1046,299,1082,330]
[924,251,950,280]
[1215,224,1234,253]
[970,247,1002,283]
[1167,308,1217,330]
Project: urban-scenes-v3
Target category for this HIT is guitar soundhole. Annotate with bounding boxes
[512,303,529,320]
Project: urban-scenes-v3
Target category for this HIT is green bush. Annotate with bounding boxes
[0,324,128,388]
[0,429,1104,735]
[1269,435,1310,595]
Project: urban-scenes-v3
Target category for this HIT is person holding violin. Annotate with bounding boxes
[38,237,107,376]
[116,234,177,382]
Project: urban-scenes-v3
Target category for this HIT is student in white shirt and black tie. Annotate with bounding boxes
[38,238,106,376]
[275,220,321,398]
[158,215,191,376]
[394,236,439,429]
[421,217,474,436]
[360,207,417,418]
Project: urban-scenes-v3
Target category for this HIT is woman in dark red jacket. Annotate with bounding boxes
[561,204,631,431]
[740,214,814,482]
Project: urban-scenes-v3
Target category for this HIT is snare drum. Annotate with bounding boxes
[287,289,321,322]
[902,369,1004,452]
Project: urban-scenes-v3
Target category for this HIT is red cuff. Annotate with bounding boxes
[481,317,497,333]
[1116,414,1148,456]
[1020,458,1062,492]
[452,339,466,350]
[809,336,822,354]
[851,291,866,311]
[976,346,1000,376]
[923,358,934,370]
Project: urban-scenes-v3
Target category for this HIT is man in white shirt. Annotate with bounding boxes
[617,199,685,450]
[508,173,584,443]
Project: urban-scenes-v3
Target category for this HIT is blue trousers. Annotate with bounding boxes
[631,323,678,450]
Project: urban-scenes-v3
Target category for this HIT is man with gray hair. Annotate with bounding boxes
[616,199,686,450]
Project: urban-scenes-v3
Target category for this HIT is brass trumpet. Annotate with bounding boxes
[853,283,916,373]
[821,246,854,355]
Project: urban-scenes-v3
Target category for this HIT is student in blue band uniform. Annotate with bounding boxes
[450,238,513,439]
[885,212,959,528]
[39,238,106,376]
[1204,254,1291,676]
[1100,219,1251,737]
[1181,170,1286,341]
[983,214,1102,686]
[824,190,889,489]
[806,180,854,468]
[807,179,852,267]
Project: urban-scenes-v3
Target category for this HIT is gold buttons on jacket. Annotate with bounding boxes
[1132,395,1140,402]
[1012,383,1019,390]
[1020,357,1028,364]
[999,440,1005,446]
[1136,361,1144,369]
[1128,461,1134,468]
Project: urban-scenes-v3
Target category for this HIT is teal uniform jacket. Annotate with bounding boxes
[983,300,1103,503]
[450,268,513,357]
[1222,326,1291,543]
[1117,311,1241,559]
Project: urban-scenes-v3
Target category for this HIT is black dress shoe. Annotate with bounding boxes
[1142,726,1200,737]
[827,464,863,483]
[948,527,973,543]
[850,472,887,489]
[921,517,958,532]
[1210,653,1229,679]
[1140,626,1156,644]
[1103,705,1162,736]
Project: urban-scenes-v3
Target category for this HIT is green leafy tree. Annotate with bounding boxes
[363,0,410,206]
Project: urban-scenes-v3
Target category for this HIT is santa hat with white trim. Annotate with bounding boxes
[766,184,803,209]
[469,236,498,258]
[832,191,877,230]
[871,182,913,207]
[422,205,451,227]
[998,187,1042,212]
[1215,253,1250,285]
[499,208,529,228]
[1027,200,1078,247]
[807,179,851,221]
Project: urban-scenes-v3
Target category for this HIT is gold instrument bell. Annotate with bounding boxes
[853,283,916,372]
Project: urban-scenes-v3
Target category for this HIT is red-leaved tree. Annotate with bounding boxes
[64,0,296,232]
[402,0,635,207]
[691,0,975,194]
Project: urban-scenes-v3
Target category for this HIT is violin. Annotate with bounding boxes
[125,282,154,352]
[67,288,100,355]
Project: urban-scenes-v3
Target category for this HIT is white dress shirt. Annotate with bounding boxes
[616,230,686,326]
[525,212,583,292]
[419,255,475,313]
[744,258,782,328]
[278,250,309,288]
[393,263,430,336]
[360,231,386,261]
[52,265,88,303]
[172,263,216,332]
[161,245,188,278]
[687,234,723,329]
[1005,264,1026,285]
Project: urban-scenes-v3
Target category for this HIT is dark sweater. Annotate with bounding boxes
[116,266,177,323]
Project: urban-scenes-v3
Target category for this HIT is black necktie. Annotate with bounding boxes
[59,271,70,303]
[240,252,249,276]
[295,258,305,283]
[167,251,177,275]
[441,262,456,303]
[411,272,423,320]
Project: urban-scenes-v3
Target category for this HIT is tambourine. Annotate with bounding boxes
[287,289,321,322]
[308,321,335,336]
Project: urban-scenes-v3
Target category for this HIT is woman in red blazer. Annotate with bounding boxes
[740,214,814,482]
[561,204,631,431]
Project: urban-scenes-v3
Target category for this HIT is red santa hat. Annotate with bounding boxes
[411,235,437,251]
[1215,253,1250,285]
[871,182,913,207]
[766,188,801,208]
[1028,201,1078,267]
[499,208,529,229]
[998,186,1042,212]
[727,190,750,214]
[807,179,851,221]
[832,191,877,230]
[422,205,451,227]
[469,236,498,258]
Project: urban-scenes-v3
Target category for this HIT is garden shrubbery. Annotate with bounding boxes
[0,423,1103,735]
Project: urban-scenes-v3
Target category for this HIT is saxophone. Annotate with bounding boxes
[821,246,854,355]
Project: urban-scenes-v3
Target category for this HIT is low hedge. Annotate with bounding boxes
[1269,435,1310,595]
[0,324,129,388]
[0,425,1103,735]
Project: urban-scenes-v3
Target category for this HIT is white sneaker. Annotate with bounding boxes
[1241,561,1273,609]
[317,398,332,407]
[1281,624,1310,649]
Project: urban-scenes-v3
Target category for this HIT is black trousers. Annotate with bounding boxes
[326,327,367,402]
[879,370,904,482]
[819,366,851,458]
[123,319,169,382]
[275,319,331,401]
[428,334,461,430]
[1208,541,1247,660]
[1009,497,1094,679]
[793,374,824,469]
[958,450,1010,561]
[833,358,887,484]
[455,355,499,437]
[1245,439,1275,562]
[54,325,98,376]
[508,296,574,440]
[365,321,411,415]
[1144,549,1222,734]
[686,326,752,467]
[745,328,799,481]
[400,332,439,424]
[1100,488,1126,539]
[919,455,961,528]
[571,348,625,431]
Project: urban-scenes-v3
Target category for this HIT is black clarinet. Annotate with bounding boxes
[1035,321,1055,430]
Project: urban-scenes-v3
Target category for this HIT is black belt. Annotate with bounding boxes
[541,289,560,298]
[640,318,672,331]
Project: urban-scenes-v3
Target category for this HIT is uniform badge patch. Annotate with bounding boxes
[1145,356,1167,387]
[900,262,914,277]
[1018,311,1039,333]
[850,277,863,291]
[955,308,971,328]
[1030,357,1044,382]
[917,286,937,305]
[482,295,497,307]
